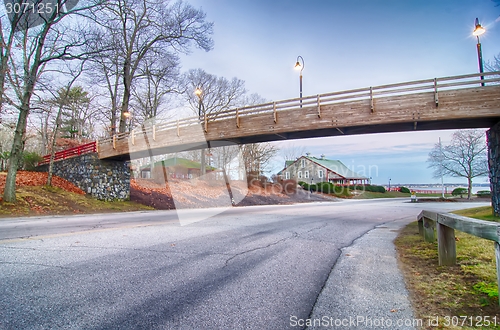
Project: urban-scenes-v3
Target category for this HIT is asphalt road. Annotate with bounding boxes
[0,199,490,329]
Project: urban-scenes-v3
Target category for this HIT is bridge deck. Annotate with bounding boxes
[98,72,500,160]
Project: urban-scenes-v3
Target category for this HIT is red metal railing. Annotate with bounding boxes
[38,142,97,166]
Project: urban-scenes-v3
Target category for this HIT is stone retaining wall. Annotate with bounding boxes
[37,153,130,201]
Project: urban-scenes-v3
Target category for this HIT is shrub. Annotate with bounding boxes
[476,190,491,198]
[452,187,468,198]
[354,185,386,193]
[21,151,44,170]
[399,186,411,194]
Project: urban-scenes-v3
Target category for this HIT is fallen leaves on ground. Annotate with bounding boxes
[0,171,85,198]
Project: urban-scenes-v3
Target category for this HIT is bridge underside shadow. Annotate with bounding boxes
[113,117,500,160]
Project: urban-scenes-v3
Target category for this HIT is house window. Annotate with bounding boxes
[298,171,302,179]
[300,159,306,168]
[318,169,324,178]
[304,171,309,178]
[285,172,290,179]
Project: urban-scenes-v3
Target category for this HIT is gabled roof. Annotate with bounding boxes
[307,156,367,180]
[279,155,368,180]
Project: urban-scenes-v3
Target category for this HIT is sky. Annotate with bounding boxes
[178,0,500,185]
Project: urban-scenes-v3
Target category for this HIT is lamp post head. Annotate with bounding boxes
[194,87,202,98]
[473,18,486,37]
[122,110,131,118]
[294,56,304,72]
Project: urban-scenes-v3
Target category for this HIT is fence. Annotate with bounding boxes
[38,142,97,166]
[417,210,500,305]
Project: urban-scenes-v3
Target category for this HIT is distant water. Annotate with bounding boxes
[397,186,489,194]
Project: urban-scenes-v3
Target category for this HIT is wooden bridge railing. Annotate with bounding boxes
[417,210,500,305]
[98,71,500,148]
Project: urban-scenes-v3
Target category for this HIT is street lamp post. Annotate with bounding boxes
[122,110,131,132]
[294,56,304,108]
[473,18,486,86]
[195,87,203,120]
[194,87,206,176]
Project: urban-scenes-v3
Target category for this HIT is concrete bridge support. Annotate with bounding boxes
[37,153,130,201]
[488,122,500,217]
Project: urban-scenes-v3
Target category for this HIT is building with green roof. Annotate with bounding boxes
[279,155,368,185]
[139,157,214,179]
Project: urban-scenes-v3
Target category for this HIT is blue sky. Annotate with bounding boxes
[179,0,500,185]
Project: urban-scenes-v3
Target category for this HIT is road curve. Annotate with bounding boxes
[0,199,489,329]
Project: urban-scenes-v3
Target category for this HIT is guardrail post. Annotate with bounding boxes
[370,87,374,112]
[437,221,456,266]
[273,102,277,123]
[494,244,500,308]
[423,216,435,242]
[418,218,424,236]
[434,78,439,107]
[317,95,321,118]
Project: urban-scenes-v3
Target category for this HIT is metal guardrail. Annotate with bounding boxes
[98,71,500,147]
[417,210,500,305]
[38,142,97,166]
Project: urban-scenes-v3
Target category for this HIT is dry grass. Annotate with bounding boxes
[395,207,500,329]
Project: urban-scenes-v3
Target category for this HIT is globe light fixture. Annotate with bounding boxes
[294,56,304,108]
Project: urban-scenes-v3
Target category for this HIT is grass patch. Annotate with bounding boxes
[396,207,500,328]
[353,190,409,199]
[0,186,153,218]
[453,206,500,222]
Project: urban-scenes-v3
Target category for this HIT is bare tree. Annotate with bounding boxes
[427,129,488,199]
[131,54,180,123]
[182,68,246,176]
[280,143,307,163]
[485,53,500,72]
[240,143,277,179]
[87,0,213,134]
[42,62,87,186]
[2,0,102,203]
[182,68,246,119]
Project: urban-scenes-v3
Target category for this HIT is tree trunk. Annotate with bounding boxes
[47,107,64,186]
[149,155,154,180]
[119,59,133,133]
[467,176,472,200]
[488,122,500,216]
[3,101,30,202]
[200,148,206,177]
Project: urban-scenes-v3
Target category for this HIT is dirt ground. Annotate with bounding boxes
[131,178,337,209]
[0,172,336,212]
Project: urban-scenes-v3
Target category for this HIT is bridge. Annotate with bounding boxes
[38,71,500,214]
[97,72,500,160]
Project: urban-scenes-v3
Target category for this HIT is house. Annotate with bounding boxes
[139,157,214,179]
[278,155,369,185]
